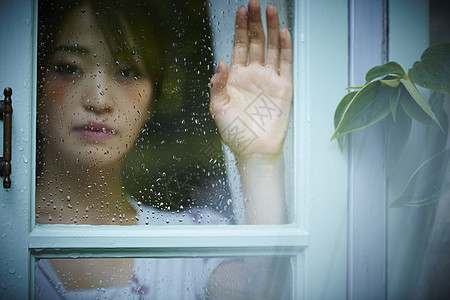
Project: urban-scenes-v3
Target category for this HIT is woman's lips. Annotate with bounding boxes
[74,122,116,142]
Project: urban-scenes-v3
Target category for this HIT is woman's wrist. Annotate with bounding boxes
[235,152,284,174]
[235,151,287,224]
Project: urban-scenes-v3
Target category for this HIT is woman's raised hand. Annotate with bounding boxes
[209,0,293,161]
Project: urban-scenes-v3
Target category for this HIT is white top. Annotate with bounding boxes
[35,200,232,299]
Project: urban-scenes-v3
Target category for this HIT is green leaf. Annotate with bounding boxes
[400,78,444,131]
[381,78,401,88]
[365,62,406,83]
[346,85,364,90]
[386,109,412,173]
[331,81,393,140]
[389,87,401,120]
[408,43,450,94]
[429,90,445,105]
[400,90,438,129]
[429,92,448,136]
[334,91,357,149]
[390,148,450,208]
[334,92,357,128]
[425,92,449,155]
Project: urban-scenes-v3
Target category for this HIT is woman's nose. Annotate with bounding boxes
[82,72,115,115]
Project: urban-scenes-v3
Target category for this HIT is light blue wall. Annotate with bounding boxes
[0,0,35,298]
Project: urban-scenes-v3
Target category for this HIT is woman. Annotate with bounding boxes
[35,0,292,298]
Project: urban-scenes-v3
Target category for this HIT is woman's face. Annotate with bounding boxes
[40,4,153,167]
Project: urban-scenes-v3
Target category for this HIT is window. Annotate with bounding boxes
[0,0,351,298]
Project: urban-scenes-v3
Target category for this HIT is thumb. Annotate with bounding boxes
[209,61,230,118]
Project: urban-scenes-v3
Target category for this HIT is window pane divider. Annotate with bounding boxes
[31,247,304,259]
[29,225,308,254]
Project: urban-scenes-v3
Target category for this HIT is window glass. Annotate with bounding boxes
[35,256,293,299]
[35,0,293,225]
[410,0,450,297]
[387,0,450,298]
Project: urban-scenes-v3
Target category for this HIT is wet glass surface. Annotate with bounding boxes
[35,256,293,299]
[36,0,293,226]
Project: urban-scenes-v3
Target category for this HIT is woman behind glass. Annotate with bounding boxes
[36,0,292,298]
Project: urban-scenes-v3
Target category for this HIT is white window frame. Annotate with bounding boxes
[347,0,388,298]
[0,0,359,299]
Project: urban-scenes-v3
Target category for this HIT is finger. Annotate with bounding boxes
[279,28,293,81]
[248,0,265,65]
[231,6,249,66]
[265,5,280,70]
[209,61,230,117]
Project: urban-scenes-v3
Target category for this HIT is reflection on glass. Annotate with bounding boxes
[35,256,293,299]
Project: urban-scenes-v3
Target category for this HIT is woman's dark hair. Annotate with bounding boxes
[38,0,165,99]
[37,0,233,220]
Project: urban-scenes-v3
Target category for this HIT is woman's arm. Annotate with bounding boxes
[209,0,293,225]
[207,1,293,296]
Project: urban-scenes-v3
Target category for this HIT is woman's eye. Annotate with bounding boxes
[54,64,83,77]
[117,67,140,79]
